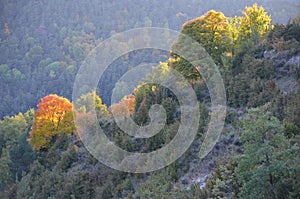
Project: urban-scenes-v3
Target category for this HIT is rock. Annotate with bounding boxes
[272,51,300,78]
[263,49,276,59]
[285,54,300,71]
[272,50,292,60]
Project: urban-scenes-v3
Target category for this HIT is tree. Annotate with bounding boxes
[238,3,272,43]
[224,16,240,67]
[235,105,300,199]
[180,10,230,65]
[161,97,177,124]
[205,158,239,198]
[0,112,28,156]
[170,10,230,85]
[29,94,75,150]
[110,95,135,117]
[0,148,13,192]
[9,132,37,181]
[75,91,110,119]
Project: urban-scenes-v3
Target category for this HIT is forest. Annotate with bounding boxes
[0,0,300,198]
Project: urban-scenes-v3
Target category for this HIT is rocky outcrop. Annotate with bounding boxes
[264,50,299,93]
[285,54,300,75]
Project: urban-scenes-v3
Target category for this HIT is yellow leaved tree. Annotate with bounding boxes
[29,94,75,150]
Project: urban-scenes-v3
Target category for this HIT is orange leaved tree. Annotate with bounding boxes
[29,94,75,150]
[110,95,135,117]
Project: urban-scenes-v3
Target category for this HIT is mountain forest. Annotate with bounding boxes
[0,0,300,198]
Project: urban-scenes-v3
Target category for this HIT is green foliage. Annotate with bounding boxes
[170,57,201,83]
[56,146,78,171]
[16,160,97,199]
[0,112,28,154]
[137,167,176,198]
[137,164,209,198]
[25,45,44,66]
[231,73,251,107]
[283,90,300,127]
[170,10,231,84]
[65,172,95,199]
[37,134,71,169]
[0,1,295,120]
[131,61,181,128]
[227,50,279,108]
[234,106,300,198]
[161,97,177,124]
[180,10,230,65]
[0,109,34,196]
[16,160,63,199]
[114,178,135,198]
[205,159,239,198]
[171,3,274,88]
[75,91,110,119]
[0,148,13,192]
[268,17,300,53]
[9,132,37,181]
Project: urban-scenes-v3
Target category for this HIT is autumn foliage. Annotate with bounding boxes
[29,94,75,150]
[110,95,135,117]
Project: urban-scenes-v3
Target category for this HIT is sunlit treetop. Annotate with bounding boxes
[180,10,229,64]
[29,94,75,150]
[238,3,272,41]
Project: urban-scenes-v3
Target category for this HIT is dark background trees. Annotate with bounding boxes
[0,0,299,119]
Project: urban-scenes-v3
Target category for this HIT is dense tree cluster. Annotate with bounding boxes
[171,3,272,83]
[0,0,299,119]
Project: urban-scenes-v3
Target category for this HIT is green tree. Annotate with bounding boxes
[25,45,44,71]
[180,10,230,65]
[137,166,177,198]
[0,112,28,156]
[205,159,239,198]
[75,91,110,119]
[0,148,13,192]
[170,10,230,84]
[235,105,300,199]
[9,132,37,181]
[161,97,177,124]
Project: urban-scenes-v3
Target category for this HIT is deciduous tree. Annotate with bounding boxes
[238,3,272,42]
[29,94,75,150]
[180,10,230,65]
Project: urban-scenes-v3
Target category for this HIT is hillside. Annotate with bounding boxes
[0,1,300,199]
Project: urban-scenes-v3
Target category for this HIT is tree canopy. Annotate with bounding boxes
[29,94,75,150]
[235,106,300,198]
[238,3,272,42]
[181,10,229,64]
[75,91,110,119]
